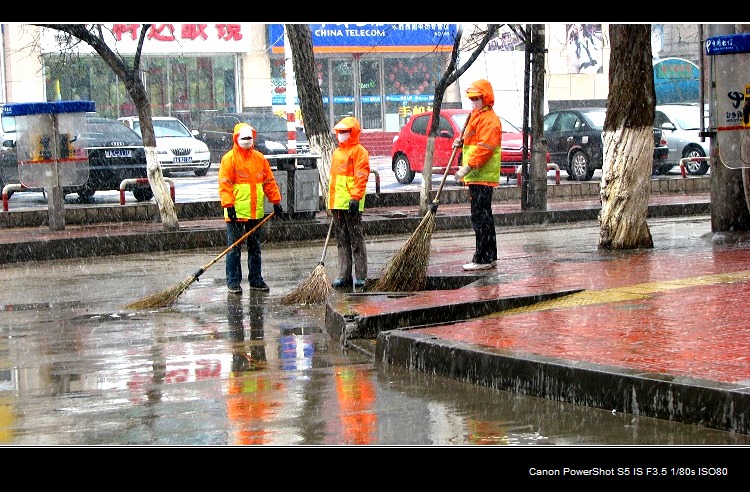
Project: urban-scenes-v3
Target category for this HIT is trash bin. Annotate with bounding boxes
[265,153,321,220]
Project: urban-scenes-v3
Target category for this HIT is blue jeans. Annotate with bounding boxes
[225,220,263,287]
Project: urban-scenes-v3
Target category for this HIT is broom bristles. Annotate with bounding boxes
[371,211,435,292]
[279,263,333,305]
[124,274,197,310]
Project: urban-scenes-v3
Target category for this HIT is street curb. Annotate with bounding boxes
[376,329,750,435]
[0,200,711,264]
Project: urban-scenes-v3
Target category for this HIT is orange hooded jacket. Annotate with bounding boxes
[218,123,282,221]
[461,79,502,187]
[328,116,370,211]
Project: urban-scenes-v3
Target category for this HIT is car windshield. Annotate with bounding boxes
[85,118,141,140]
[1,114,16,133]
[667,106,702,131]
[242,115,287,132]
[582,109,606,129]
[131,119,192,138]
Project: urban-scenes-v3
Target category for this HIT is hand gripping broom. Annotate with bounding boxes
[124,212,276,310]
[278,219,334,305]
[370,116,470,293]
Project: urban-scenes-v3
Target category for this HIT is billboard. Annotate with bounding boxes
[267,24,458,54]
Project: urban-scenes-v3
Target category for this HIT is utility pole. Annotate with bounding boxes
[521,24,548,210]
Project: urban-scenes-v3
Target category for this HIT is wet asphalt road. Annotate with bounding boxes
[2,219,750,447]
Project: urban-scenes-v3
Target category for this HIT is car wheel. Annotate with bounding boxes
[569,150,593,181]
[393,154,415,184]
[194,167,209,177]
[77,184,96,201]
[133,187,154,202]
[683,145,709,175]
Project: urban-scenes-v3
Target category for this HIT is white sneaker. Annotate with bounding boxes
[462,262,495,271]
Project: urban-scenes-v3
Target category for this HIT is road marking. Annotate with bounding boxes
[495,270,750,315]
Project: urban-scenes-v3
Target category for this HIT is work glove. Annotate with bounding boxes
[455,165,471,180]
[273,203,283,218]
[349,199,360,214]
[428,202,439,214]
[452,138,463,149]
[226,206,237,222]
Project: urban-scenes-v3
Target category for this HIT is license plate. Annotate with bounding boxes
[174,156,193,163]
[105,149,132,158]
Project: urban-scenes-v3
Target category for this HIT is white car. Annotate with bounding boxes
[654,104,711,175]
[119,116,211,176]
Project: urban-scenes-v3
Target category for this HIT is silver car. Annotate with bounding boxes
[119,116,211,176]
[655,104,710,175]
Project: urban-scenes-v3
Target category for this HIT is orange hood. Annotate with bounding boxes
[466,79,495,108]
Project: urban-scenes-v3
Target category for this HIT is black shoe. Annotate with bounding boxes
[248,280,270,292]
[332,278,351,289]
[354,278,366,288]
[227,285,242,294]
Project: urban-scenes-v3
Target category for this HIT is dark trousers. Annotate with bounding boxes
[225,219,263,287]
[332,209,368,281]
[468,184,497,264]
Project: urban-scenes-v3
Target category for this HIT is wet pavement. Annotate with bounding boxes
[2,169,750,452]
[2,213,750,448]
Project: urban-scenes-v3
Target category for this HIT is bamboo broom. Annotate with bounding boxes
[370,115,470,292]
[278,219,334,305]
[124,212,275,310]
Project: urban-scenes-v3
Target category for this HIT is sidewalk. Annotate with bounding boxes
[2,183,748,436]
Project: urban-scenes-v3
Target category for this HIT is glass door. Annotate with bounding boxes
[331,59,355,126]
[359,59,382,130]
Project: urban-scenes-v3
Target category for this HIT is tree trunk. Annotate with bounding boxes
[599,24,654,249]
[286,24,336,208]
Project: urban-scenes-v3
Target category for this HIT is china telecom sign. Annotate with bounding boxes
[268,24,458,53]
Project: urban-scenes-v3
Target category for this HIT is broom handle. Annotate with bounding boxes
[193,211,275,278]
[319,219,334,264]
[434,114,471,204]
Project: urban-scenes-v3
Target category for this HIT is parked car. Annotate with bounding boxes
[654,103,710,175]
[0,114,152,201]
[118,116,211,176]
[196,111,308,163]
[391,108,549,185]
[543,107,670,181]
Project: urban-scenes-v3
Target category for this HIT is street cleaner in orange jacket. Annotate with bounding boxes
[453,79,502,271]
[329,116,370,290]
[219,123,283,294]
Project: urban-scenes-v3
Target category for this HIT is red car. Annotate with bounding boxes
[391,108,549,184]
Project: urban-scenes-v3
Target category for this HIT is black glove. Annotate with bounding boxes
[349,199,360,214]
[273,203,283,218]
[226,206,237,222]
[428,202,438,214]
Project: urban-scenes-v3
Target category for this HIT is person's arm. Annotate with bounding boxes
[349,146,370,202]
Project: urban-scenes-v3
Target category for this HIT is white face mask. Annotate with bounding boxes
[470,98,484,111]
[337,132,350,143]
[237,138,253,150]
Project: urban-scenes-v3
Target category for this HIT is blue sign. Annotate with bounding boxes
[268,24,457,53]
[706,33,750,55]
[653,58,700,104]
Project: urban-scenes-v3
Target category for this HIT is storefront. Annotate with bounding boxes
[37,23,459,133]
[267,24,457,131]
[40,23,249,129]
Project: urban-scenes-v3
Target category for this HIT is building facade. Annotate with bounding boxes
[0,23,704,135]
